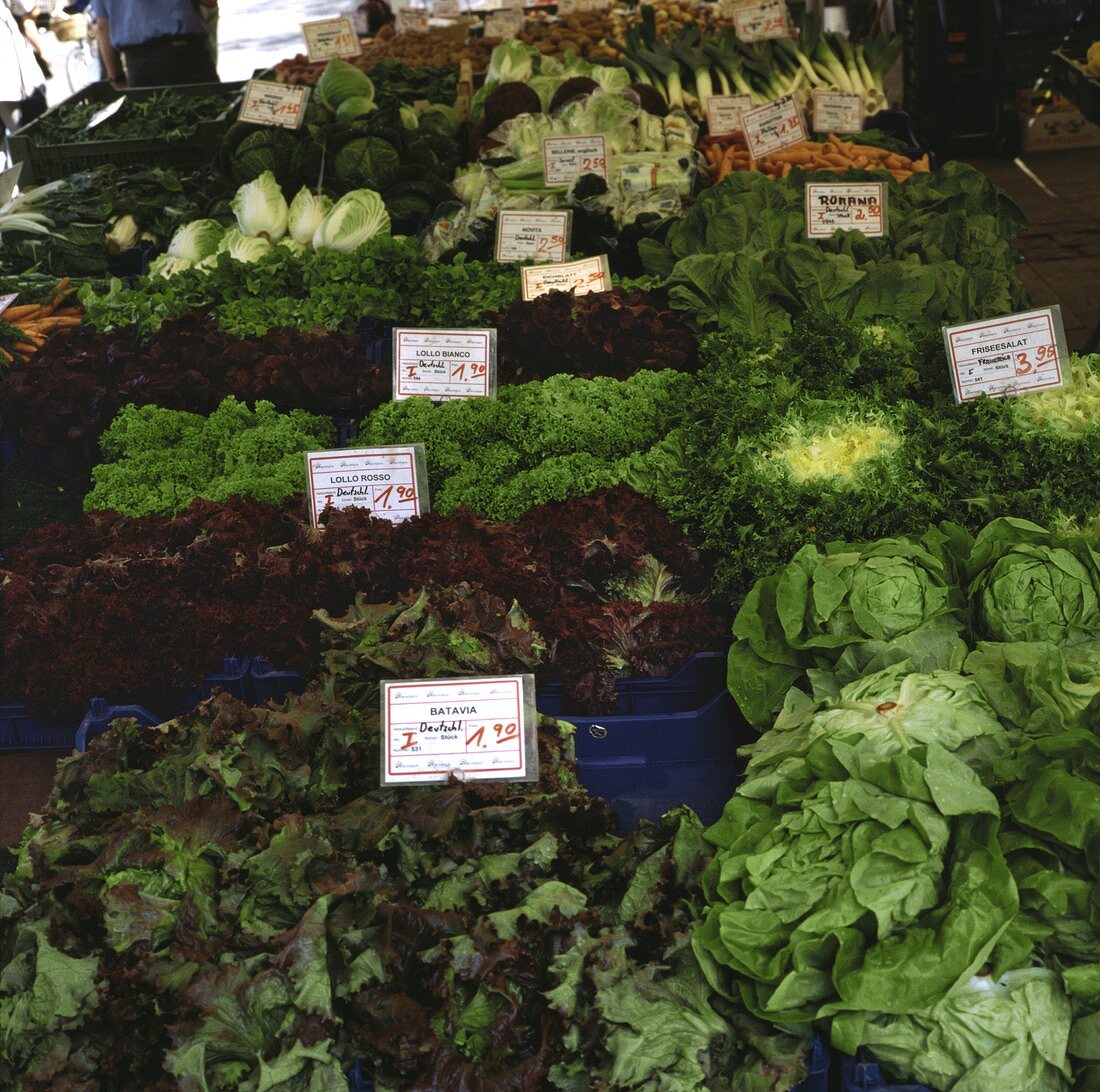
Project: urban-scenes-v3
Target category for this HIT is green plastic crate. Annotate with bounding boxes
[8,80,244,187]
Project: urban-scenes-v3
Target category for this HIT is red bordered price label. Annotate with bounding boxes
[943,306,1069,403]
[301,16,360,61]
[733,0,790,42]
[521,254,611,301]
[382,674,538,785]
[542,134,607,186]
[484,9,523,36]
[305,444,428,527]
[393,328,496,401]
[434,0,461,17]
[811,89,864,133]
[706,94,753,137]
[395,7,430,32]
[742,94,807,158]
[805,182,886,238]
[238,80,310,129]
[495,210,571,264]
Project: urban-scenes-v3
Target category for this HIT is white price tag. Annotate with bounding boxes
[395,7,430,32]
[705,94,754,137]
[382,675,537,785]
[484,9,523,36]
[434,0,461,16]
[0,293,18,317]
[812,89,864,134]
[306,445,428,527]
[346,7,369,34]
[733,0,790,42]
[805,182,886,238]
[742,94,807,158]
[944,307,1069,403]
[238,80,310,129]
[393,328,497,401]
[542,134,608,186]
[86,96,126,131]
[495,210,571,263]
[301,16,361,61]
[521,254,611,301]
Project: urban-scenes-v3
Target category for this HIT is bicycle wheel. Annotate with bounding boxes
[65,39,97,94]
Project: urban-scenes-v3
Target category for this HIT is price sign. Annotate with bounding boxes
[393,328,497,401]
[733,0,790,42]
[86,96,126,131]
[805,182,886,238]
[434,0,461,16]
[706,93,753,136]
[305,445,427,527]
[812,89,864,134]
[484,9,523,36]
[381,674,538,785]
[0,293,18,316]
[239,80,310,129]
[301,16,360,61]
[346,7,369,34]
[521,254,611,301]
[395,7,430,32]
[542,134,608,186]
[742,94,807,158]
[944,306,1068,403]
[495,210,571,263]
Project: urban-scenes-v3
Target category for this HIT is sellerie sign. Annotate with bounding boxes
[495,209,571,263]
[238,80,310,129]
[805,182,886,238]
[381,674,537,784]
[742,95,806,158]
[305,444,428,527]
[943,306,1069,403]
[392,328,497,401]
[301,16,360,61]
[542,134,607,186]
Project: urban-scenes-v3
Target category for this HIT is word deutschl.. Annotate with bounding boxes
[943,306,1069,403]
[305,444,427,527]
[805,182,886,238]
[382,675,537,784]
[495,210,571,264]
[393,328,497,401]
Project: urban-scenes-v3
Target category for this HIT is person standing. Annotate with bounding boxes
[91,0,218,88]
[0,0,47,148]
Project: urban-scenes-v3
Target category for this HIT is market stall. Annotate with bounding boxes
[0,4,1098,1090]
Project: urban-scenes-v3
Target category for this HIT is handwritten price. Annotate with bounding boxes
[450,360,488,382]
[375,484,417,509]
[581,155,606,172]
[465,722,520,749]
[1015,343,1057,375]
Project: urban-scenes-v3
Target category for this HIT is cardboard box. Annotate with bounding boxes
[1019,106,1100,151]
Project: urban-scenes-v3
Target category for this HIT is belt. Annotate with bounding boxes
[122,34,204,51]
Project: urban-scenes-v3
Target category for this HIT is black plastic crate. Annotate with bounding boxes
[1053,49,1100,124]
[8,80,244,187]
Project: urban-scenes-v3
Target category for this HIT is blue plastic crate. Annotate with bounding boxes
[539,651,729,718]
[249,655,306,705]
[176,656,250,714]
[0,425,20,468]
[841,1054,932,1092]
[0,704,74,750]
[75,697,160,751]
[793,1036,831,1092]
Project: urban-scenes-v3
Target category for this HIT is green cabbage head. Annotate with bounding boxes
[167,218,224,262]
[312,189,390,254]
[728,527,969,728]
[231,170,288,242]
[967,517,1100,645]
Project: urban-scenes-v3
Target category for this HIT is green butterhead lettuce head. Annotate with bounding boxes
[231,170,289,242]
[967,517,1100,645]
[836,968,1072,1092]
[729,526,970,728]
